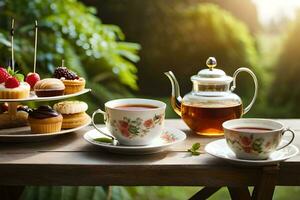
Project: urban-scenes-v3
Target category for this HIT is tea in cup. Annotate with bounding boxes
[92,98,166,146]
[223,118,295,160]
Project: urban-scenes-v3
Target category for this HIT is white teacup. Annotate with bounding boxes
[223,118,295,160]
[92,98,166,146]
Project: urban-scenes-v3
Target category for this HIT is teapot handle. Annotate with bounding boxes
[231,67,258,115]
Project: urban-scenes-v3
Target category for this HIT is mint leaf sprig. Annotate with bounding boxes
[7,67,24,81]
[94,137,113,143]
[187,142,201,156]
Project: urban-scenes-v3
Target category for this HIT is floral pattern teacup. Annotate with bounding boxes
[92,98,166,146]
[223,119,295,160]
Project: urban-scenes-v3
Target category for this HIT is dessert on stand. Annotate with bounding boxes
[0,19,91,142]
[53,60,86,94]
[0,78,91,142]
[53,101,90,129]
[0,77,91,142]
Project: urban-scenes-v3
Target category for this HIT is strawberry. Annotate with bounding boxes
[0,67,10,83]
[25,72,40,89]
[5,76,20,88]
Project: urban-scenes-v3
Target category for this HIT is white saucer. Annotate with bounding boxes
[205,139,299,166]
[83,127,186,155]
[0,117,91,142]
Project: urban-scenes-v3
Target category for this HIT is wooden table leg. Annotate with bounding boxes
[104,186,112,200]
[189,187,221,200]
[251,165,279,200]
[228,187,251,200]
[0,185,25,200]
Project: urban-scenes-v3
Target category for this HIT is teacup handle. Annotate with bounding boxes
[276,128,295,150]
[92,109,116,141]
[231,67,258,115]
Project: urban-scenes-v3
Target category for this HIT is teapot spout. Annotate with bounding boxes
[164,71,182,116]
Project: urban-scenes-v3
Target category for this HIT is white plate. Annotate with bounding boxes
[0,89,91,102]
[0,117,91,142]
[205,139,299,166]
[83,127,186,155]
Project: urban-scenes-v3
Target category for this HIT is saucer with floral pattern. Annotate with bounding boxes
[205,139,299,166]
[84,127,186,154]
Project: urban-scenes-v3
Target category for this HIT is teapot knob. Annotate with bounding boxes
[206,57,217,71]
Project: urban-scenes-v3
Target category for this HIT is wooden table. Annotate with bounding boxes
[0,119,299,200]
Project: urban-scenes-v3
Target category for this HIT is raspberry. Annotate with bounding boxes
[5,76,20,88]
[0,67,10,83]
[53,67,79,80]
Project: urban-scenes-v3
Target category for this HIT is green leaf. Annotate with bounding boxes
[192,143,201,151]
[7,67,13,75]
[15,73,24,82]
[94,137,113,143]
[187,142,201,156]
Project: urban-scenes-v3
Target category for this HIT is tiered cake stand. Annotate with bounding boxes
[0,89,91,142]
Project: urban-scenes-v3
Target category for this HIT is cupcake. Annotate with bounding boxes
[0,67,30,99]
[34,78,65,97]
[53,65,85,94]
[53,101,89,129]
[28,105,63,133]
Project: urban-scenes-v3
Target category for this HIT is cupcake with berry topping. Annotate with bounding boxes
[53,60,85,94]
[0,67,30,99]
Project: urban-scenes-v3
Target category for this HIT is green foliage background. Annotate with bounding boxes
[94,1,261,99]
[93,0,267,118]
[268,13,300,117]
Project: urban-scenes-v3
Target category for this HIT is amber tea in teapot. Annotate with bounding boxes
[165,57,258,136]
[181,102,243,136]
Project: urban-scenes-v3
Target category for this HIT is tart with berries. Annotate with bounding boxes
[53,65,85,94]
[0,67,30,99]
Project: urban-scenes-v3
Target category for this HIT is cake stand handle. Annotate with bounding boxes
[8,102,18,120]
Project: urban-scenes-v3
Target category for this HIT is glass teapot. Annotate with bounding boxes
[165,57,258,136]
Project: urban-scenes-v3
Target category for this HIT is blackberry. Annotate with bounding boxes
[53,67,79,80]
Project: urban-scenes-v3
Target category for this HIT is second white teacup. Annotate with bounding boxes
[92,98,166,146]
[223,118,295,160]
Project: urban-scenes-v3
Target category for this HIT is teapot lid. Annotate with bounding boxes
[191,57,233,84]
